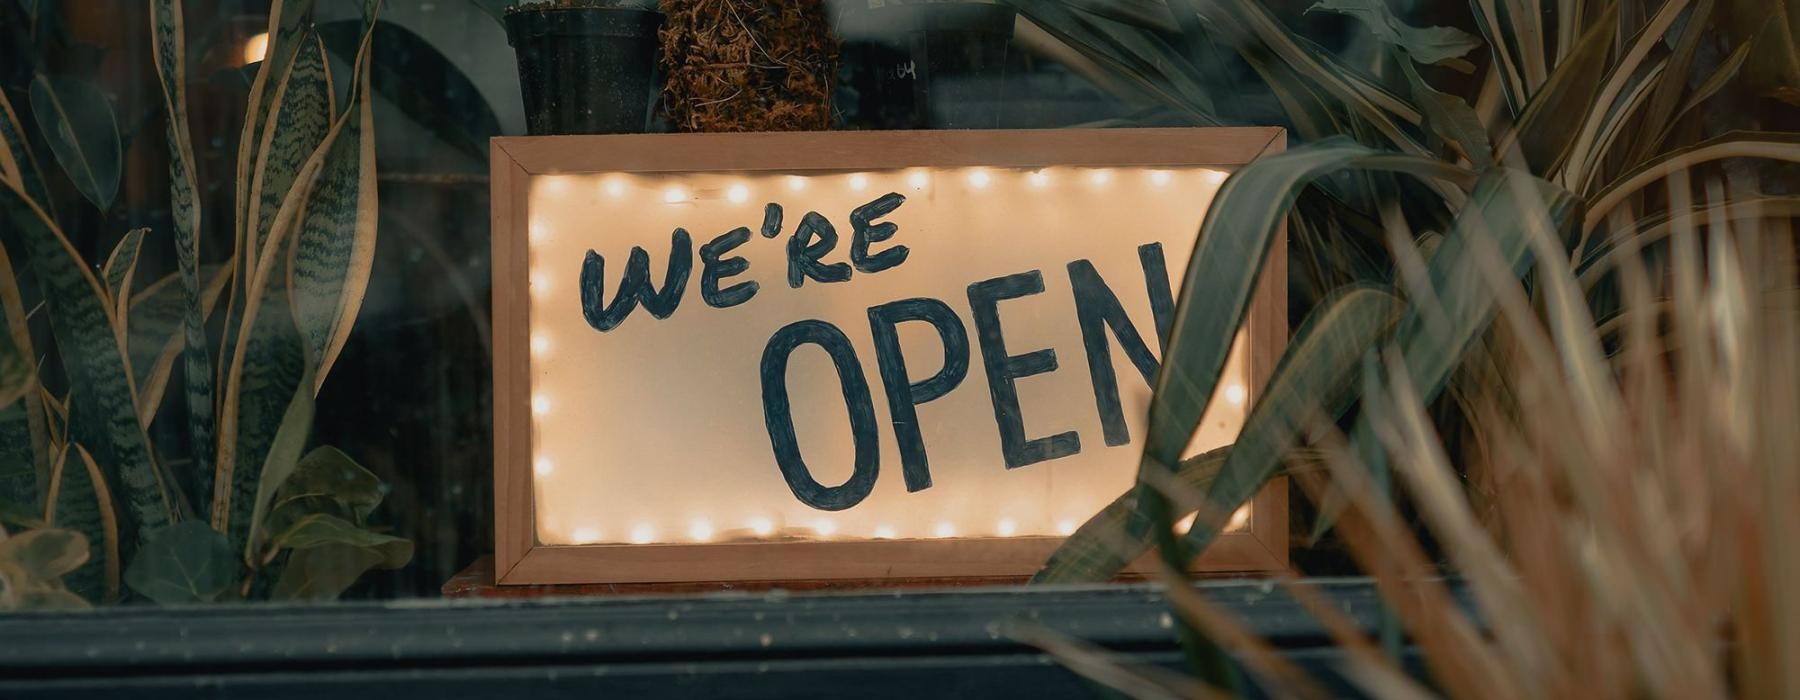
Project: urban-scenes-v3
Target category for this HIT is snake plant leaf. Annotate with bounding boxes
[0,180,176,551]
[126,266,230,429]
[215,31,331,538]
[289,13,378,394]
[234,0,320,266]
[317,19,502,163]
[151,0,218,510]
[27,74,120,211]
[44,443,120,601]
[122,520,238,604]
[242,366,312,558]
[0,89,52,211]
[0,304,29,410]
[1306,0,1482,68]
[268,512,411,601]
[245,32,333,277]
[101,228,149,325]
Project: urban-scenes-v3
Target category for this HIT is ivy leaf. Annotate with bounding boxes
[0,527,89,579]
[266,446,383,535]
[1308,0,1481,69]
[1401,59,1493,168]
[268,513,411,601]
[123,521,238,604]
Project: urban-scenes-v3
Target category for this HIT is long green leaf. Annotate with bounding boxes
[1499,2,1618,174]
[101,228,149,325]
[1033,447,1228,583]
[246,32,334,280]
[0,89,52,211]
[317,19,501,163]
[151,0,217,514]
[0,239,50,504]
[1311,168,1578,540]
[1177,285,1404,556]
[0,181,174,552]
[289,15,378,394]
[243,366,313,559]
[27,74,121,211]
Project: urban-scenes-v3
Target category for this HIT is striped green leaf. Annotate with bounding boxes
[0,181,174,555]
[151,0,217,513]
[126,266,230,429]
[45,444,119,601]
[289,17,378,393]
[0,89,51,212]
[246,32,334,272]
[101,228,149,326]
[27,74,121,212]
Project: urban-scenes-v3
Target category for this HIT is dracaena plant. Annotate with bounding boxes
[1017,0,1797,577]
[1010,0,1798,690]
[0,0,409,608]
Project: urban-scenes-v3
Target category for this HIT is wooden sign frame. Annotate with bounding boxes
[491,128,1288,586]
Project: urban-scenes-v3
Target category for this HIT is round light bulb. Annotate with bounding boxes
[531,396,550,416]
[996,518,1017,537]
[787,176,807,192]
[530,334,550,357]
[814,520,837,537]
[1028,171,1050,188]
[907,171,929,189]
[1056,519,1078,536]
[1224,383,1248,406]
[873,525,897,539]
[1089,170,1112,186]
[933,522,956,538]
[727,184,750,203]
[663,187,687,203]
[848,174,869,191]
[604,178,626,198]
[571,527,601,544]
[968,170,991,189]
[749,517,775,537]
[534,458,554,477]
[629,524,656,544]
[1151,170,1172,186]
[689,519,714,542]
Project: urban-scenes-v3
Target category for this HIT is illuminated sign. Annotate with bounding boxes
[491,129,1287,585]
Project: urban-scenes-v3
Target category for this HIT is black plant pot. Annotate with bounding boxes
[505,5,663,135]
[838,1,1016,129]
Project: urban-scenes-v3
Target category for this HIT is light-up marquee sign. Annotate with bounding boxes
[492,129,1288,585]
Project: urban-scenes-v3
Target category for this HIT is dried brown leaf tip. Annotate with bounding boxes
[659,0,839,132]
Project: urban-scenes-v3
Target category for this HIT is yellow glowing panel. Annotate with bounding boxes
[492,129,1288,585]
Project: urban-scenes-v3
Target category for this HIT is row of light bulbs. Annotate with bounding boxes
[548,502,1251,546]
[533,167,1230,208]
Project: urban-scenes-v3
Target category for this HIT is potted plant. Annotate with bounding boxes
[501,0,665,135]
[659,0,836,132]
[834,0,1016,129]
